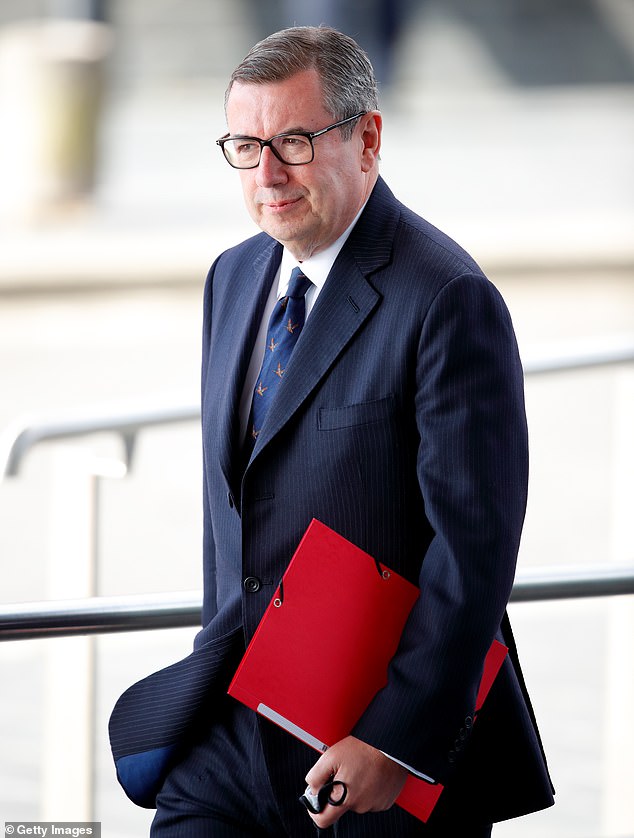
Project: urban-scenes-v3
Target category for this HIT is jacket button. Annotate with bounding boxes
[464,715,474,729]
[447,750,457,764]
[243,576,261,593]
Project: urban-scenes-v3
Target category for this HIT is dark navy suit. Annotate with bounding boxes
[110,177,554,834]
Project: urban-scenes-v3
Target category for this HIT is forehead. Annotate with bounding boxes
[226,69,331,136]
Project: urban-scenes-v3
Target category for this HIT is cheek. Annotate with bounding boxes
[322,181,349,222]
[240,182,261,221]
[239,173,256,202]
[305,175,338,214]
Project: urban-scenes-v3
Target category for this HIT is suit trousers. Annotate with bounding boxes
[150,694,493,838]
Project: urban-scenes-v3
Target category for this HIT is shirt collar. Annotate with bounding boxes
[277,202,368,299]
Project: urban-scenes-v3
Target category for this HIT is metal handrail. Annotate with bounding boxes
[521,336,634,376]
[1,401,199,478]
[1,339,633,479]
[0,338,632,642]
[509,564,634,602]
[0,591,202,641]
[1,564,633,641]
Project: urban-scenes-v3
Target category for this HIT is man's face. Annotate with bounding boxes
[225,69,380,261]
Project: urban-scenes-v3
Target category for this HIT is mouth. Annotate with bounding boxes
[260,196,303,212]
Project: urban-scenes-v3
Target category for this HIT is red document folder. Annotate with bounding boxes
[228,519,507,822]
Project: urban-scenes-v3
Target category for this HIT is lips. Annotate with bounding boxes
[268,200,294,207]
[263,197,302,210]
[256,190,304,208]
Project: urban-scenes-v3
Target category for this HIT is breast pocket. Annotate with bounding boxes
[318,394,395,430]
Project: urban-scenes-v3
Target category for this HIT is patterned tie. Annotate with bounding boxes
[248,267,312,445]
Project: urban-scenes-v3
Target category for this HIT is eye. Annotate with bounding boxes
[235,140,258,155]
[280,135,310,147]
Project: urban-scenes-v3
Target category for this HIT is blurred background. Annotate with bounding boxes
[0,1,633,835]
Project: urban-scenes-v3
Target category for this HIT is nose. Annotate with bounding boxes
[255,146,288,188]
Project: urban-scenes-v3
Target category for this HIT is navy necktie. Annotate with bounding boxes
[248,267,312,445]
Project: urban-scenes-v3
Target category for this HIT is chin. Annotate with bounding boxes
[263,219,310,247]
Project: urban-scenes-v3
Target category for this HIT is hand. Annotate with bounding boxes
[304,736,408,830]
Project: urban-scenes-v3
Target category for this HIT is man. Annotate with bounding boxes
[110,26,555,836]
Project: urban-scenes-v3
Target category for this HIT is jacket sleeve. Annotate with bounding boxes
[199,260,219,631]
[352,271,528,784]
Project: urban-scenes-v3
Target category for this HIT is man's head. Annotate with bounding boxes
[225,27,379,135]
[220,27,382,260]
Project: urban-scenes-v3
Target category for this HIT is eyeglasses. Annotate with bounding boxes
[216,112,367,169]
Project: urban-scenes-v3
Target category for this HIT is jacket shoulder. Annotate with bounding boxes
[356,178,485,285]
[207,231,279,284]
[396,204,485,280]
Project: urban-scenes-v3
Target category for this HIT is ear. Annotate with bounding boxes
[360,111,382,172]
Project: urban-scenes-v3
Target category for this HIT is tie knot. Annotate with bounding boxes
[286,268,312,300]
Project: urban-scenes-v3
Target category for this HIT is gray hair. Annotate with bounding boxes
[225,26,379,139]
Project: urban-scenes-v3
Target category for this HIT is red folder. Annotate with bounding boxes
[228,519,507,822]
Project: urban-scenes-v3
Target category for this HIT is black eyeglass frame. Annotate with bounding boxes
[216,112,367,169]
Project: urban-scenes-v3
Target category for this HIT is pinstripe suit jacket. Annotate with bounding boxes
[109,176,554,825]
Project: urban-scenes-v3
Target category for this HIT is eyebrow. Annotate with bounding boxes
[230,126,311,139]
[278,126,310,135]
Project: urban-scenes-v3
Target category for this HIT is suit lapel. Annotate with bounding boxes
[247,177,399,463]
[215,239,282,491]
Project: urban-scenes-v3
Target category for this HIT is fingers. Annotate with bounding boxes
[303,745,349,829]
[305,749,340,797]
[302,736,409,829]
[299,780,347,817]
